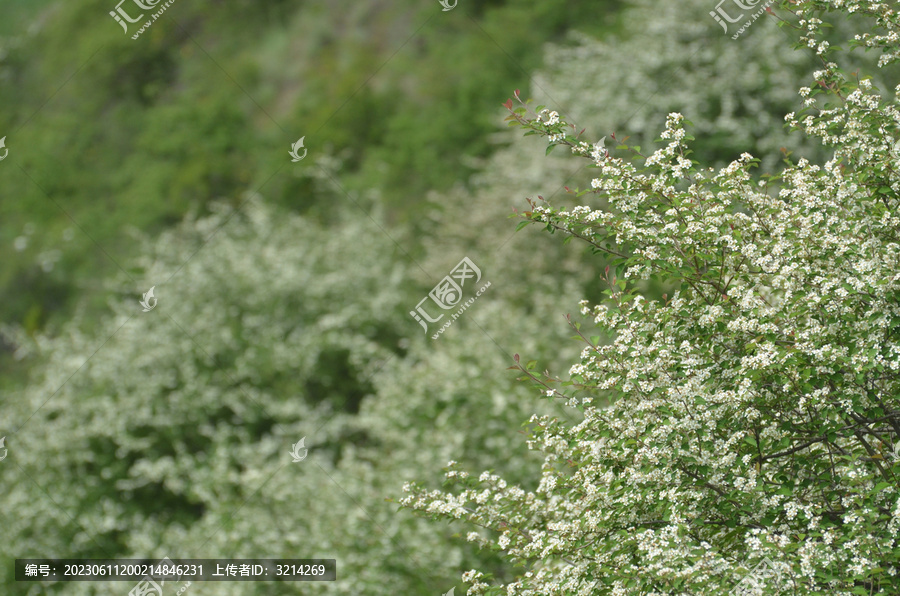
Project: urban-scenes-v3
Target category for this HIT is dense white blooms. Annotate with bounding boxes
[529,0,892,177]
[404,2,900,593]
[1,193,583,596]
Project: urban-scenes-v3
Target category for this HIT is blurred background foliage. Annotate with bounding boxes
[0,0,614,358]
[1,0,892,594]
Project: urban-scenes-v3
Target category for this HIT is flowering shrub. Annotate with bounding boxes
[0,192,585,595]
[402,2,900,594]
[529,0,897,177]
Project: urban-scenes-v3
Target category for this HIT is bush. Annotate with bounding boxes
[529,0,898,177]
[0,191,586,595]
[402,2,900,593]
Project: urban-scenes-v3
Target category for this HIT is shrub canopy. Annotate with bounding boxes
[403,2,900,594]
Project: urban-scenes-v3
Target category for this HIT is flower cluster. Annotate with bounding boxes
[403,2,900,593]
[3,184,586,595]
[528,0,898,180]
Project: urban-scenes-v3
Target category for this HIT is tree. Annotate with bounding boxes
[529,0,898,177]
[402,2,900,593]
[0,192,583,595]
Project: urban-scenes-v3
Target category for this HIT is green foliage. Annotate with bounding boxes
[0,0,618,351]
[0,195,587,595]
[11,1,900,594]
[404,2,900,593]
[530,0,899,177]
